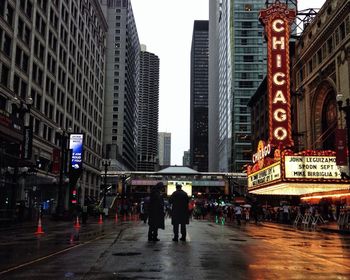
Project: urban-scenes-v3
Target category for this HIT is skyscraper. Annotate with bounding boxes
[209,0,267,172]
[183,150,191,166]
[190,20,209,172]
[137,45,160,171]
[208,0,220,172]
[99,0,140,170]
[158,132,171,167]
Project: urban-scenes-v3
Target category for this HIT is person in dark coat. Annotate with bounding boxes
[148,182,165,241]
[169,183,189,241]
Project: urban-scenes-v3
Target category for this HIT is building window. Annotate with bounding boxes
[15,47,29,73]
[0,64,10,88]
[13,74,28,99]
[17,17,31,44]
[245,4,252,11]
[340,22,346,40]
[31,63,43,86]
[327,37,333,54]
[35,12,46,37]
[1,3,14,27]
[1,31,12,57]
[243,55,254,62]
[19,0,33,19]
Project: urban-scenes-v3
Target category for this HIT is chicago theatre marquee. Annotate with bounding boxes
[247,1,350,197]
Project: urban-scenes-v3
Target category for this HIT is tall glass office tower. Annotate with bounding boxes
[231,1,267,171]
[190,20,209,172]
[209,0,267,172]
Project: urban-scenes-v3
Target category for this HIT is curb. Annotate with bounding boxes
[319,227,350,234]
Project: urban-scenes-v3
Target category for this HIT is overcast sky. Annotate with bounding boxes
[131,0,326,166]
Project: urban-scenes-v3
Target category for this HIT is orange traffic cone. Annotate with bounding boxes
[115,213,118,223]
[98,214,103,224]
[35,216,44,235]
[74,216,81,228]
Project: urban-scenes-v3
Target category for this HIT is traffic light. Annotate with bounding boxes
[71,189,77,204]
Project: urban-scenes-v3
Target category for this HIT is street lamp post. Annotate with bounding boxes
[23,97,33,160]
[102,160,111,209]
[10,96,33,217]
[55,128,70,218]
[337,93,350,174]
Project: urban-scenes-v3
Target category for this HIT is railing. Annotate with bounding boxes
[338,209,350,230]
[293,210,327,230]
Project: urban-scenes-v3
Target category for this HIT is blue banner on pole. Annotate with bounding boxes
[69,133,84,171]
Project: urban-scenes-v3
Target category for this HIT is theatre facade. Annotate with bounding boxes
[247,0,350,203]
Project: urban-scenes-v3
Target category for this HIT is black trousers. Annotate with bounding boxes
[173,223,186,238]
[148,225,158,240]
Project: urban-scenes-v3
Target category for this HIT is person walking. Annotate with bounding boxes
[148,182,165,242]
[169,183,190,241]
[234,204,242,226]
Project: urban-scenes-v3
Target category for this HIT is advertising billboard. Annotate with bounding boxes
[69,133,84,171]
[248,162,281,189]
[167,181,192,197]
[284,156,342,179]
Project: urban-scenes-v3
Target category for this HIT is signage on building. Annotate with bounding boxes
[248,162,281,188]
[252,140,271,164]
[69,133,84,171]
[259,2,296,149]
[284,156,342,179]
[335,129,347,165]
[22,126,33,160]
[52,148,61,174]
[0,109,11,128]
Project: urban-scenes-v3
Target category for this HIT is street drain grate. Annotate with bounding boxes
[113,252,142,256]
[230,238,247,242]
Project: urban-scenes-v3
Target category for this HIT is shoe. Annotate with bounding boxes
[153,238,160,241]
[180,237,186,241]
[172,238,178,242]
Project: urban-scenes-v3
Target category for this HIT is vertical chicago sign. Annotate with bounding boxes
[259,2,296,149]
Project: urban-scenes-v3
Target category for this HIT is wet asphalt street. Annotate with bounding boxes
[1,218,350,279]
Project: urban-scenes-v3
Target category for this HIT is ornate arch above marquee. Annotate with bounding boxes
[311,78,337,150]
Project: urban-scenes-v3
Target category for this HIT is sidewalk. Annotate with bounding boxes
[319,222,350,234]
[210,216,350,235]
[262,220,350,235]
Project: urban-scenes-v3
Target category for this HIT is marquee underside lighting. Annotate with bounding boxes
[249,183,349,195]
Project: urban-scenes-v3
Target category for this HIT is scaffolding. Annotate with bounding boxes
[264,0,320,38]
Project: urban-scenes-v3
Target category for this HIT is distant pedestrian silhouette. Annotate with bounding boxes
[169,183,189,241]
[148,182,165,241]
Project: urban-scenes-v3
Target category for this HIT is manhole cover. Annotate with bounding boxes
[113,252,142,256]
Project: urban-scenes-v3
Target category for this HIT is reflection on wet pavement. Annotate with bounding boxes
[1,219,350,279]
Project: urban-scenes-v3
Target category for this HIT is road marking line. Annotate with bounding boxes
[0,234,108,275]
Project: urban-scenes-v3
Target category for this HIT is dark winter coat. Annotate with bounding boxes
[169,189,190,225]
[148,189,165,229]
